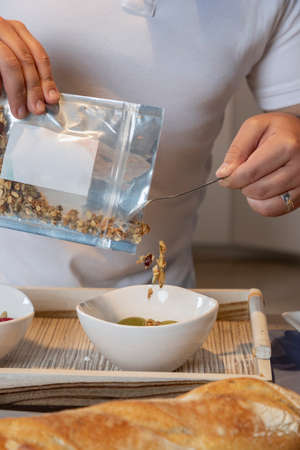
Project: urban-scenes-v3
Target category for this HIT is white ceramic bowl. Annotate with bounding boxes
[77,284,218,371]
[0,285,34,360]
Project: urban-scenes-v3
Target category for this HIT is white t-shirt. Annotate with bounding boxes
[0,0,300,287]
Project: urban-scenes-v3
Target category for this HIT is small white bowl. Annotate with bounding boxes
[76,284,218,371]
[0,285,34,360]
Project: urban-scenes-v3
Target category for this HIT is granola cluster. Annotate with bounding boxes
[137,240,167,297]
[152,240,167,288]
[144,318,168,326]
[136,252,154,268]
[0,109,150,245]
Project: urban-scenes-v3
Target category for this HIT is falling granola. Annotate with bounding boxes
[136,240,167,297]
[136,253,154,269]
[152,240,167,288]
[147,287,153,300]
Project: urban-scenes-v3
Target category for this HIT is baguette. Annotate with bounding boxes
[0,377,299,449]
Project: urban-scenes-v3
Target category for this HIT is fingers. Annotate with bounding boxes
[242,160,300,200]
[216,116,267,178]
[0,18,44,116]
[0,40,27,118]
[0,17,59,118]
[9,20,59,105]
[220,133,293,190]
[247,186,300,217]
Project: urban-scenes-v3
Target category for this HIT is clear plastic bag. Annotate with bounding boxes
[121,0,157,17]
[0,94,164,253]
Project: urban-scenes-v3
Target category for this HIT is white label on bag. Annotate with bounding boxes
[1,123,98,197]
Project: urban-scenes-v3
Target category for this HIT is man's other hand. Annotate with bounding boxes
[216,112,300,216]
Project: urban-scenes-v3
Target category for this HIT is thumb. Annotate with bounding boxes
[216,116,267,178]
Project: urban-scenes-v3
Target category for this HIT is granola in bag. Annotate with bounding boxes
[0,94,163,252]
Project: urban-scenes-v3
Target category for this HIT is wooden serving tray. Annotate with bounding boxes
[0,288,271,411]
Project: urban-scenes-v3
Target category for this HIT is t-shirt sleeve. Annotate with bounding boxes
[247,0,300,111]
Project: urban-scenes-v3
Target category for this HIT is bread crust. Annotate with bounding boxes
[0,377,299,449]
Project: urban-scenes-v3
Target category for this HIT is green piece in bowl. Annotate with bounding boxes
[117,317,177,326]
[118,317,147,326]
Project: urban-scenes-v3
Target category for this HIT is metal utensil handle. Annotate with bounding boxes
[145,177,222,207]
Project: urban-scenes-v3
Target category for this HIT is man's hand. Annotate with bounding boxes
[216,112,300,216]
[0,17,59,119]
